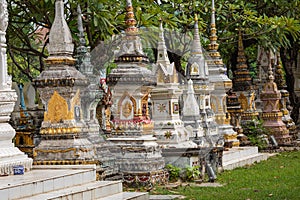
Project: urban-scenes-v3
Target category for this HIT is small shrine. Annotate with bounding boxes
[151,21,196,148]
[185,16,219,145]
[260,60,291,145]
[33,0,97,165]
[0,0,32,175]
[232,30,258,135]
[106,0,166,185]
[206,0,237,146]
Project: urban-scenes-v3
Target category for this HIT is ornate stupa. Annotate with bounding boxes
[182,79,203,142]
[76,5,103,133]
[255,46,276,111]
[185,15,219,145]
[33,0,97,165]
[75,5,117,176]
[106,0,166,185]
[206,0,237,146]
[151,21,196,148]
[232,30,258,127]
[274,52,297,140]
[260,59,291,145]
[0,0,32,175]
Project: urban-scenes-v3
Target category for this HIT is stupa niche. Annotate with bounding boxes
[206,0,237,146]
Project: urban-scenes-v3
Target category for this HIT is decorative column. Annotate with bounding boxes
[0,0,32,175]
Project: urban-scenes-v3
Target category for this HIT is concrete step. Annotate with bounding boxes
[223,153,269,170]
[222,147,259,163]
[97,192,149,200]
[0,165,96,200]
[18,181,123,200]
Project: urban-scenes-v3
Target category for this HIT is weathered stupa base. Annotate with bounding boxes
[108,136,167,186]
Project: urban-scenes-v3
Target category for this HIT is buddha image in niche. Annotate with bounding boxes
[122,101,132,118]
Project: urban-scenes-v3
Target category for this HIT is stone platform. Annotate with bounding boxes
[222,147,270,170]
[0,165,148,200]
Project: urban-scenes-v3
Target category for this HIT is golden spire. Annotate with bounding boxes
[208,0,219,52]
[125,0,138,35]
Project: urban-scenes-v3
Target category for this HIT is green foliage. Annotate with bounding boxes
[165,164,181,182]
[241,119,269,150]
[5,0,300,86]
[183,165,201,182]
[152,151,300,200]
[166,164,201,182]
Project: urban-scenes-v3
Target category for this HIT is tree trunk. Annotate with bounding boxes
[280,44,300,124]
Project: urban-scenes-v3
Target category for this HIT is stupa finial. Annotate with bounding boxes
[159,18,164,43]
[274,50,286,89]
[77,5,86,47]
[47,0,74,57]
[156,19,170,66]
[125,0,138,35]
[191,14,203,54]
[237,28,247,64]
[232,28,253,91]
[208,0,219,52]
[268,56,274,82]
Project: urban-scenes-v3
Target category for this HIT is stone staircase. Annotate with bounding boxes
[0,165,148,200]
[222,146,270,170]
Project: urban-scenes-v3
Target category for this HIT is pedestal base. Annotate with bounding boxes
[0,124,32,175]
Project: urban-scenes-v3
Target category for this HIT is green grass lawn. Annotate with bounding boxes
[151,151,300,200]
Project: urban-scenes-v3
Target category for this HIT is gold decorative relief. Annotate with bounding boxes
[44,91,73,123]
[238,93,248,111]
